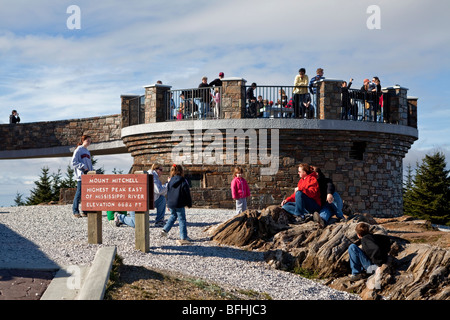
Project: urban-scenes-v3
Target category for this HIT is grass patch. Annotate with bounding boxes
[104,255,272,300]
[293,266,320,280]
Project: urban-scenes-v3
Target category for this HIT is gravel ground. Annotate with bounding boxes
[0,205,359,300]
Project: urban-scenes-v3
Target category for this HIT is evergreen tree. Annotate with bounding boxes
[27,167,54,205]
[61,165,76,189]
[14,192,26,206]
[91,155,104,174]
[403,163,415,216]
[51,169,63,201]
[405,152,450,226]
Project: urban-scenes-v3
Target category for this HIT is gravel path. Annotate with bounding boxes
[0,205,359,300]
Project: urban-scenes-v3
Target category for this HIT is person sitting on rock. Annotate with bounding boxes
[348,222,391,280]
[281,163,321,221]
[312,166,346,228]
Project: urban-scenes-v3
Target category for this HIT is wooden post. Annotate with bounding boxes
[84,171,103,245]
[134,171,153,253]
[88,211,102,244]
[81,171,153,251]
[135,211,149,252]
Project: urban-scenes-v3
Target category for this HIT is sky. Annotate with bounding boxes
[1,0,450,206]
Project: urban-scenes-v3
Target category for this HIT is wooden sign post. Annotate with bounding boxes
[81,172,154,252]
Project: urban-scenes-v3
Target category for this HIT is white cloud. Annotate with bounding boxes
[1,0,450,203]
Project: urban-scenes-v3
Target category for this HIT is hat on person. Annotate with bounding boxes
[219,72,224,77]
[364,78,370,83]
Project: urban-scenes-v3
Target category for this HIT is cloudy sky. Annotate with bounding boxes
[1,0,450,206]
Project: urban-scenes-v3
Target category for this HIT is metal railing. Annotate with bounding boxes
[166,87,222,121]
[153,84,391,123]
[244,85,319,119]
[346,89,389,122]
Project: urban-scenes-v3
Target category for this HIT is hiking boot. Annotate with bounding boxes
[73,213,81,218]
[313,211,325,228]
[160,230,168,238]
[349,273,364,281]
[176,239,191,245]
[294,215,306,223]
[154,220,165,227]
[80,212,88,217]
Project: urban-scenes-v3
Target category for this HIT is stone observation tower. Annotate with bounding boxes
[120,78,418,217]
[0,77,418,217]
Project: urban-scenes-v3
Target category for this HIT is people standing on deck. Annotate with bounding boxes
[293,68,309,118]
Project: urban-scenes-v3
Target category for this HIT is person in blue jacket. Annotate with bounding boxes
[160,164,192,245]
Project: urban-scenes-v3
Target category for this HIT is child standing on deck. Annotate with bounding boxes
[161,164,192,245]
[231,167,251,214]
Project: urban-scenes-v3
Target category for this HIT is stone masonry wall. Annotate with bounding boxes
[122,128,416,217]
[1,114,122,152]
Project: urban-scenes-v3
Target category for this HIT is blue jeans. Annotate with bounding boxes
[72,180,82,214]
[348,243,373,275]
[154,195,166,223]
[319,192,344,224]
[163,208,187,240]
[282,191,320,218]
[118,211,135,228]
[194,99,209,119]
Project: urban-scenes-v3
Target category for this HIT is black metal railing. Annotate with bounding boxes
[244,85,319,119]
[152,84,392,123]
[165,87,222,121]
[346,89,389,122]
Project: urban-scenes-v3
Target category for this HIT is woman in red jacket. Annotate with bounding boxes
[281,163,321,220]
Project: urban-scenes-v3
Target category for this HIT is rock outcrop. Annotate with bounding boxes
[207,205,450,300]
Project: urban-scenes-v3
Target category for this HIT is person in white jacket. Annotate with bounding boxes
[115,163,168,228]
[71,135,93,218]
[151,163,168,227]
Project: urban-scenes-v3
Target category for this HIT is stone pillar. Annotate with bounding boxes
[318,79,343,120]
[407,97,418,129]
[144,84,172,123]
[221,77,247,119]
[121,94,140,128]
[384,86,409,125]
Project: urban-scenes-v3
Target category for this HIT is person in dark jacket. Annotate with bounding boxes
[9,110,20,124]
[208,72,224,87]
[312,167,345,228]
[340,78,353,120]
[348,222,391,280]
[246,83,257,118]
[196,76,210,119]
[161,164,192,245]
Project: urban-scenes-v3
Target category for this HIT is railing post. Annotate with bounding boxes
[317,79,344,120]
[121,95,140,128]
[144,83,172,123]
[407,97,418,128]
[221,77,247,119]
[384,85,409,125]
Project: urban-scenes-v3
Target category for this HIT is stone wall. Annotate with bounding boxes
[0,114,122,153]
[122,122,417,217]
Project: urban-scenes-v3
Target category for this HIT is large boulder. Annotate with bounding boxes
[208,205,292,248]
[207,206,450,300]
